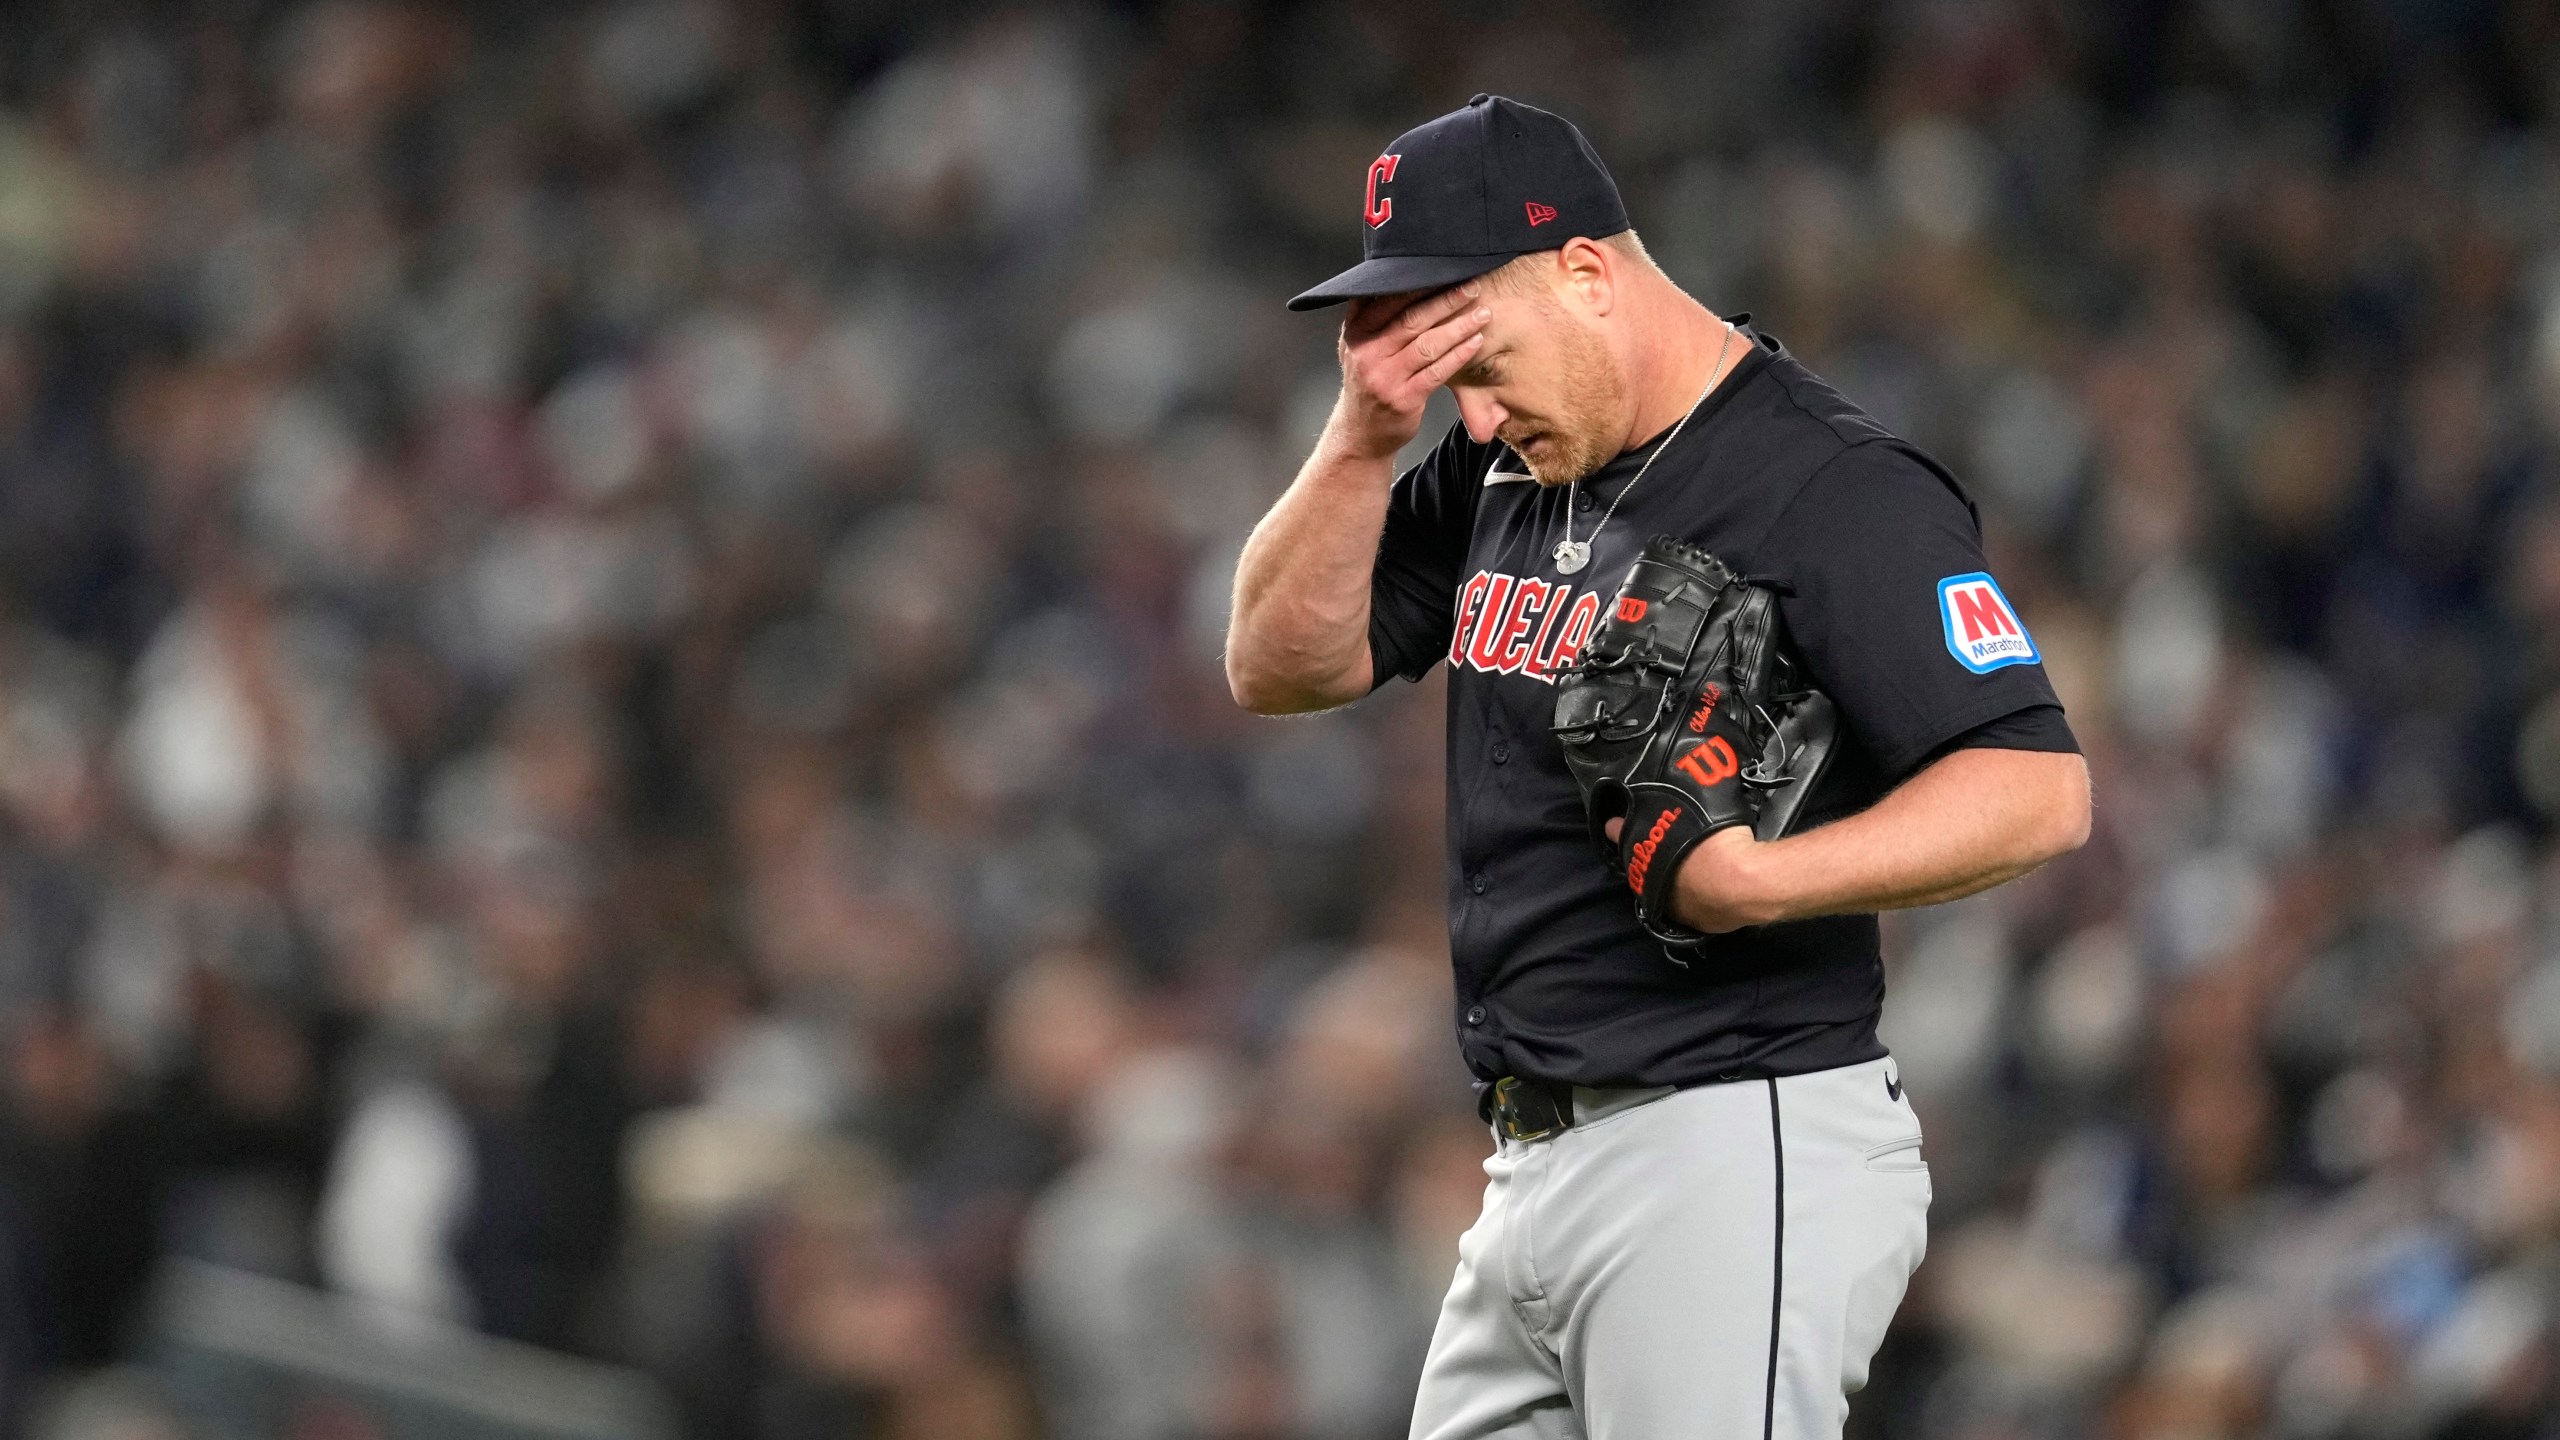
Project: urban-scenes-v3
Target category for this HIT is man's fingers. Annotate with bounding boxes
[1417,330,1485,388]
[1347,282,1479,345]
[1336,284,1489,430]
[1401,280,1482,333]
[1373,309,1486,410]
[1399,302,1490,373]
[1342,292,1408,340]
[1347,284,1454,339]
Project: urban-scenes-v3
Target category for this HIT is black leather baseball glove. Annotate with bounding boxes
[1550,535,1838,952]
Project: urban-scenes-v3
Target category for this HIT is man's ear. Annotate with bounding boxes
[1557,236,1615,317]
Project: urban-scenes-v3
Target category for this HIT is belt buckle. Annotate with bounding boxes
[1492,1076,1562,1143]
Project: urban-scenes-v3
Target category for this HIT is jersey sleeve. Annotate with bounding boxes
[1368,423,1488,687]
[1939,703,2079,756]
[1757,442,2074,781]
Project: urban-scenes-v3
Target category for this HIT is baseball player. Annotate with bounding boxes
[1225,96,2093,1439]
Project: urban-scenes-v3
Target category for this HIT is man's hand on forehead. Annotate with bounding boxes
[1329,280,1490,463]
[1346,283,1475,334]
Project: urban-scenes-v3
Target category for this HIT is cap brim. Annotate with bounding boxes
[1286,252,1514,312]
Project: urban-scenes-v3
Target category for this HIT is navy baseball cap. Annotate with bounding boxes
[1287,94,1631,312]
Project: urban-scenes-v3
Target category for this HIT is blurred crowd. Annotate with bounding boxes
[0,2,2556,1438]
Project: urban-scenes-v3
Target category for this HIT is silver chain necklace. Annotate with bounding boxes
[1552,322,1738,576]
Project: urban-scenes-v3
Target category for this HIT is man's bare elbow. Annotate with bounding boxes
[1223,626,1372,713]
[1223,625,1283,713]
[1225,652,1282,713]
[2034,755,2094,862]
[1225,655,1337,715]
[1227,665,1295,715]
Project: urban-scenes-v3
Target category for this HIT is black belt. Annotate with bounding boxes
[1484,1075,1576,1142]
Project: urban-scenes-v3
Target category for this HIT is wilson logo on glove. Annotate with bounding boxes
[1550,535,1840,958]
[1625,808,1680,894]
[1673,736,1739,787]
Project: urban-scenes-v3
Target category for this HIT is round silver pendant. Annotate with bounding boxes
[1553,539,1591,575]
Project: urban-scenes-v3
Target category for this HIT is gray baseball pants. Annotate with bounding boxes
[1409,1056,1930,1440]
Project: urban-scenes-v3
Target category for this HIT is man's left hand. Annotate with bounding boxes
[1602,821,1779,934]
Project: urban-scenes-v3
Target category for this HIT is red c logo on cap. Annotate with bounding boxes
[1366,154,1400,228]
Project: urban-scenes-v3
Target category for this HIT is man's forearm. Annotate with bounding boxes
[1228,287,1490,714]
[1225,432,1394,713]
[1679,748,2092,929]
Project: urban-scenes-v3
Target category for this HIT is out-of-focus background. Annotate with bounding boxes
[0,2,2555,1437]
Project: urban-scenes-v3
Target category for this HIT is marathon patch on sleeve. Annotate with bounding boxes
[1937,572,2039,673]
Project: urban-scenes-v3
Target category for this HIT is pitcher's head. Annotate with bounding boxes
[1292,95,1663,485]
[1436,233,1660,485]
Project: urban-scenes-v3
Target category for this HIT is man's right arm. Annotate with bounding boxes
[1226,286,1490,715]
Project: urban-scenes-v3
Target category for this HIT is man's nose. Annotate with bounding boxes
[1453,388,1506,444]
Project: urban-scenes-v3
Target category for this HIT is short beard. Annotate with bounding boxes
[1503,313,1625,487]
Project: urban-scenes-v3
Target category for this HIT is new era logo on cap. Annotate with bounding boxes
[1525,201,1557,226]
[1938,573,2039,673]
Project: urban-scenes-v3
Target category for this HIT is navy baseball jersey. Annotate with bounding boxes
[1368,322,2077,1089]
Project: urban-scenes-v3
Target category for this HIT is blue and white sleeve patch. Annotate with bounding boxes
[1937,572,2039,673]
